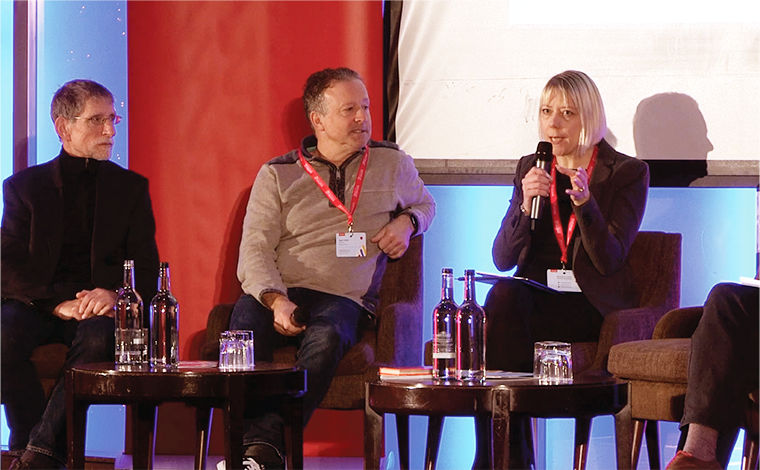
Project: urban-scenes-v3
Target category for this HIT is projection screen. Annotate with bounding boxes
[387,0,760,186]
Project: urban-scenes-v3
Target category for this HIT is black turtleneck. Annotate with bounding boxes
[51,150,100,296]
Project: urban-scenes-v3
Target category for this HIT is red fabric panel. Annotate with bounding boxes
[128,1,384,361]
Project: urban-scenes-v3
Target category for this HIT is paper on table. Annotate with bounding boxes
[739,277,760,288]
[455,271,562,294]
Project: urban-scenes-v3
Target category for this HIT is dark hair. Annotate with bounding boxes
[302,68,362,122]
[51,79,113,122]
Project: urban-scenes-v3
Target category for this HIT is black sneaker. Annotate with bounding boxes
[215,444,285,470]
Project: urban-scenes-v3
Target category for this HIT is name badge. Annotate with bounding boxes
[336,232,367,258]
[547,269,582,292]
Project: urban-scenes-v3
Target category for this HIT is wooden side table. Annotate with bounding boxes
[65,362,306,470]
[366,372,630,470]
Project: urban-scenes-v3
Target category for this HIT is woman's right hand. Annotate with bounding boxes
[520,166,552,214]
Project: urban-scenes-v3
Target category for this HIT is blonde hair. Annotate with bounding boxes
[539,71,607,157]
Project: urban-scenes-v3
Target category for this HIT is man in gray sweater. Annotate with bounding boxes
[228,67,435,469]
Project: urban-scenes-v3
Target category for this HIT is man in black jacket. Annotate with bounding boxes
[1,79,159,469]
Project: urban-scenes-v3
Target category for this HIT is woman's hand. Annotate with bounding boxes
[556,165,591,206]
[520,166,552,214]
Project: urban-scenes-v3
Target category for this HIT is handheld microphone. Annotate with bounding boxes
[530,141,553,231]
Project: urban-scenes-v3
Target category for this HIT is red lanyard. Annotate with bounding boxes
[298,147,369,232]
[549,146,598,266]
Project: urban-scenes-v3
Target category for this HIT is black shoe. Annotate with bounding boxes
[242,443,285,470]
[214,444,285,470]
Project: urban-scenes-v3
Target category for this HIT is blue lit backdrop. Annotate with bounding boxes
[35,0,128,167]
[1,0,14,216]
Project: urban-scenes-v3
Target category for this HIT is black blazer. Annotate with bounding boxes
[492,139,650,315]
[1,151,160,307]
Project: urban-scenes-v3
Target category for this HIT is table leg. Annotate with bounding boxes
[195,406,213,470]
[364,383,384,470]
[132,402,158,470]
[283,396,304,470]
[397,414,410,470]
[65,370,89,470]
[473,415,494,470]
[574,416,592,470]
[490,390,511,470]
[224,376,246,470]
[424,416,443,470]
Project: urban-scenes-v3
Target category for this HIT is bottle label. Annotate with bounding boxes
[433,332,455,358]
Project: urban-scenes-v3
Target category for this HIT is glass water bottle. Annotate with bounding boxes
[456,269,486,381]
[115,260,147,366]
[149,262,180,370]
[433,268,458,380]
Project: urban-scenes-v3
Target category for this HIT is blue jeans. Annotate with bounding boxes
[1,300,115,464]
[229,288,367,456]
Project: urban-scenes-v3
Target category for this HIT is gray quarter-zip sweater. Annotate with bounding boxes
[237,136,436,314]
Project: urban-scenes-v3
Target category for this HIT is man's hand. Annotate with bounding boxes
[52,299,85,321]
[370,214,414,259]
[264,293,306,336]
[76,288,118,319]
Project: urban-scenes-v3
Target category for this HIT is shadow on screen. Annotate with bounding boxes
[633,93,712,187]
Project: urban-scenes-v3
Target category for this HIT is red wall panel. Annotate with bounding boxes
[128,0,384,359]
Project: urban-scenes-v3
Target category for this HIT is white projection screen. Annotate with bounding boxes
[389,0,760,185]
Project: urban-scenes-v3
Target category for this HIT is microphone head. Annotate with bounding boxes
[536,141,552,161]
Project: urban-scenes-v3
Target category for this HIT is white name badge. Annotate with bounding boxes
[336,232,367,258]
[547,269,582,292]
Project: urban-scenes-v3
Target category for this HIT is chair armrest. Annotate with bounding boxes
[652,306,703,339]
[591,306,669,372]
[200,303,235,361]
[375,301,423,367]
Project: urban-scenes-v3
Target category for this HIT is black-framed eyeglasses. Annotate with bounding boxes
[74,115,122,127]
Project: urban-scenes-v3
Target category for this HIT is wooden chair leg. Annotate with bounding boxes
[742,429,758,470]
[631,419,646,470]
[573,417,592,470]
[615,402,633,470]
[644,420,661,470]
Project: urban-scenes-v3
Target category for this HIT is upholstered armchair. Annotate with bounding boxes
[609,306,759,469]
[199,235,425,468]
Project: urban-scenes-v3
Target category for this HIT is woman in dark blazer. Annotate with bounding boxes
[486,70,650,372]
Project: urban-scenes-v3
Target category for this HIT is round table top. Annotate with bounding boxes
[67,361,306,401]
[368,371,627,418]
[70,361,300,375]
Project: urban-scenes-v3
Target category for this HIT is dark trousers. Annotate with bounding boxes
[679,282,759,461]
[484,278,605,372]
[0,300,115,464]
[229,288,367,458]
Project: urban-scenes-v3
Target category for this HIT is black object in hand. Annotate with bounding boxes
[291,306,310,327]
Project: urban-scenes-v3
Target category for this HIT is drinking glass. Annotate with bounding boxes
[534,341,573,384]
[219,330,255,371]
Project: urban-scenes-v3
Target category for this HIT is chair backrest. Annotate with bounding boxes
[374,234,424,366]
[627,231,682,311]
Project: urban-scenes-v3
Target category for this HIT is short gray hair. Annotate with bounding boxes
[51,79,113,122]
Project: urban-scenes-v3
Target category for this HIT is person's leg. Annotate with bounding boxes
[483,279,535,372]
[229,293,291,465]
[483,279,604,372]
[230,289,365,464]
[0,301,61,456]
[25,315,115,465]
[676,283,759,466]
